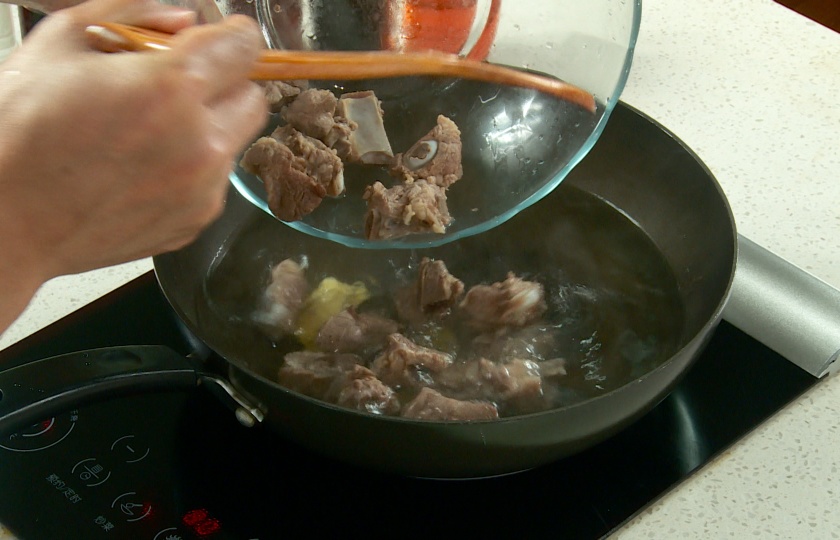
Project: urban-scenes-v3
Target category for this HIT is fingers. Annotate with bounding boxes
[167,15,265,104]
[124,8,197,34]
[136,13,268,188]
[203,82,267,214]
[47,0,267,260]
[70,0,196,34]
[207,78,268,154]
[59,0,264,106]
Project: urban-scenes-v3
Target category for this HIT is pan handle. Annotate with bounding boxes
[0,346,199,435]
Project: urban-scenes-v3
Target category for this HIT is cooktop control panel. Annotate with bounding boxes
[0,391,247,540]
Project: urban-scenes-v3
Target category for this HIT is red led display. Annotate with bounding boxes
[182,509,208,527]
[182,508,222,537]
[193,518,221,537]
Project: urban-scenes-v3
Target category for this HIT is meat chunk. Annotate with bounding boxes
[438,358,545,412]
[336,91,394,165]
[392,115,463,188]
[478,358,543,404]
[240,125,345,221]
[395,257,464,324]
[331,364,401,415]
[363,180,451,240]
[371,333,454,390]
[253,258,309,339]
[459,273,547,331]
[414,258,464,312]
[471,325,558,364]
[240,136,326,221]
[282,89,355,149]
[271,125,345,197]
[315,308,400,354]
[263,80,308,113]
[277,351,361,400]
[402,387,498,421]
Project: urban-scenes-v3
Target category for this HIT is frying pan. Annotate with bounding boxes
[0,102,736,478]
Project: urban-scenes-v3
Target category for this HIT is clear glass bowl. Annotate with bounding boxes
[218,0,642,249]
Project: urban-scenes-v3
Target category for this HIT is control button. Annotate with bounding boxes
[153,528,183,540]
[110,435,150,463]
[111,492,153,522]
[71,457,111,487]
[22,416,55,437]
[0,410,79,452]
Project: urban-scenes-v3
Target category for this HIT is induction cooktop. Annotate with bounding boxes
[0,272,820,539]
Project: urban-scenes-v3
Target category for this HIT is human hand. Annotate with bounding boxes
[9,0,103,15]
[0,0,267,288]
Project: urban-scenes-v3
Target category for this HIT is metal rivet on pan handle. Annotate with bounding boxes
[198,375,266,428]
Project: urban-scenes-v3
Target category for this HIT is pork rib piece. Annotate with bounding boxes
[459,273,547,331]
[363,180,451,240]
[331,364,401,415]
[438,358,544,409]
[271,125,345,197]
[395,257,464,324]
[482,358,544,405]
[281,88,355,150]
[315,308,400,354]
[253,258,309,339]
[371,333,454,390]
[240,125,344,221]
[402,387,498,421]
[392,115,463,188]
[239,137,326,221]
[471,325,558,364]
[277,351,362,400]
[263,79,308,113]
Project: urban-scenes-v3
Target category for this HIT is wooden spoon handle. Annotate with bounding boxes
[85,22,597,112]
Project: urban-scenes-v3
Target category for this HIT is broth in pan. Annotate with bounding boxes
[202,184,685,420]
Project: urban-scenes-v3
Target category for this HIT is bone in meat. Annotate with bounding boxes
[336,90,394,165]
[392,115,463,188]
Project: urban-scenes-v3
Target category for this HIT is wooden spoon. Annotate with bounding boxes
[85,22,597,113]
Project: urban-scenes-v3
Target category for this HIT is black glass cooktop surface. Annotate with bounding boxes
[0,272,820,539]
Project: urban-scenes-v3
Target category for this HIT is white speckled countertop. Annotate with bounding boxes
[1,0,839,538]
[614,0,840,537]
